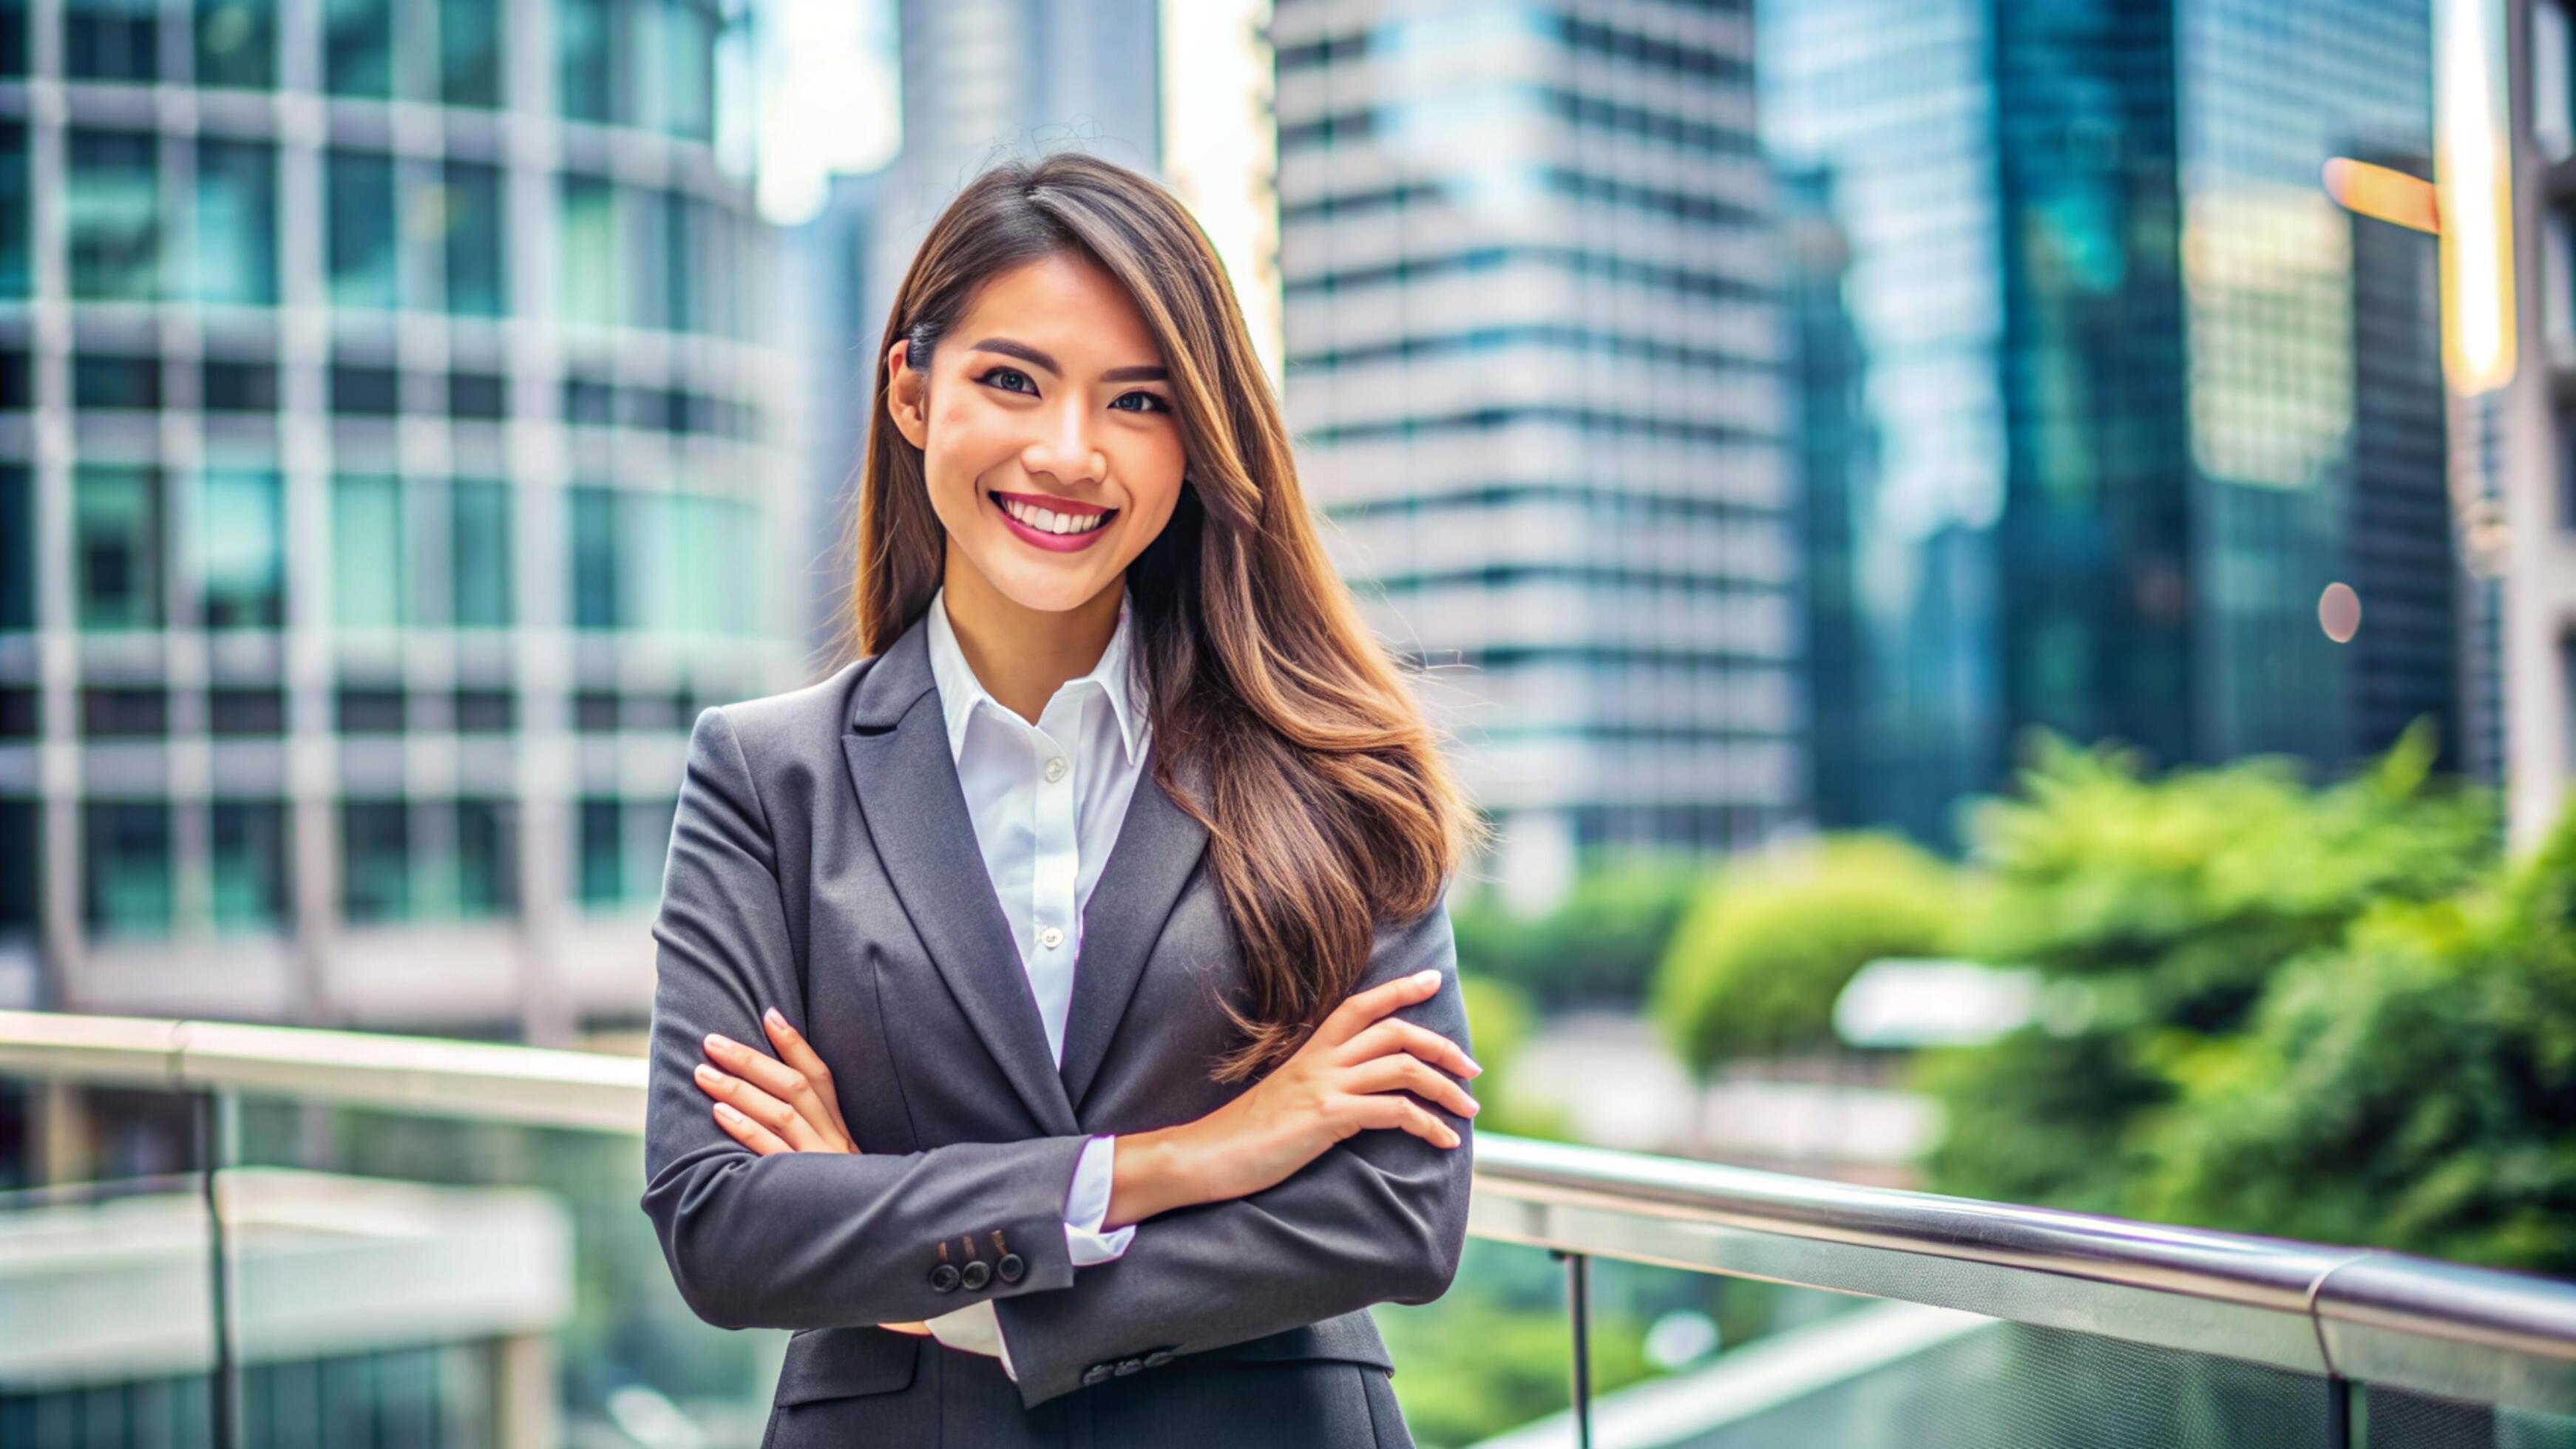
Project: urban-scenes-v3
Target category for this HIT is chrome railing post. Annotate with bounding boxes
[195,1087,241,1449]
[1552,1247,1593,1449]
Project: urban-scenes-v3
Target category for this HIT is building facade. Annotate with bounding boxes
[0,0,801,1039]
[1271,0,1803,899]
[1771,0,2455,844]
[2508,0,2576,849]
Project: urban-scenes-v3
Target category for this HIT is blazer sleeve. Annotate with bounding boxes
[640,706,1097,1331]
[987,895,1477,1407]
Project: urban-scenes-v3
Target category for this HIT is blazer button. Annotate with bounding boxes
[1081,1365,1112,1387]
[996,1252,1025,1283]
[1142,1349,1175,1368]
[1114,1357,1143,1377]
[929,1263,961,1293]
[960,1259,992,1291]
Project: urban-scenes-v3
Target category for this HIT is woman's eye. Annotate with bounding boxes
[1111,391,1170,414]
[978,366,1036,395]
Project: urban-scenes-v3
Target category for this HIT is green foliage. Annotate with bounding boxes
[1650,834,1961,1076]
[1917,724,2555,1263]
[1452,852,1708,1005]
[1457,972,1572,1140]
[2139,807,2576,1275]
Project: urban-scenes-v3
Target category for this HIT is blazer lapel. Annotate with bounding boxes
[1057,748,1210,1112]
[842,618,1081,1138]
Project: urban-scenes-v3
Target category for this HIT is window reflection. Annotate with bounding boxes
[441,160,506,316]
[65,0,157,83]
[556,0,611,123]
[74,465,161,630]
[83,801,172,939]
[327,149,399,310]
[340,798,409,924]
[211,798,291,933]
[438,0,501,106]
[324,0,390,98]
[193,138,276,306]
[332,473,404,628]
[194,0,274,88]
[451,478,513,628]
[0,121,26,299]
[67,129,160,301]
[558,174,616,325]
[197,469,283,629]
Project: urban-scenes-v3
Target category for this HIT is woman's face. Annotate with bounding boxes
[886,251,1189,617]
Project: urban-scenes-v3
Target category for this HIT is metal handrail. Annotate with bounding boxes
[4,1009,2572,1416]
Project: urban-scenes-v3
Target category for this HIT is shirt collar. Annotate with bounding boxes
[923,585,1148,768]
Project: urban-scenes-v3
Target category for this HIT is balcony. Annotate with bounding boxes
[3,1009,2571,1448]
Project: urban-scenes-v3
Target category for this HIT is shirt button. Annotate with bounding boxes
[1040,926,1065,950]
[1044,756,1068,783]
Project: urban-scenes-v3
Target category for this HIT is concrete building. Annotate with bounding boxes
[1270,0,1802,903]
[0,0,803,1039]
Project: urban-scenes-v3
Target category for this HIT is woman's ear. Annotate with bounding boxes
[885,339,929,450]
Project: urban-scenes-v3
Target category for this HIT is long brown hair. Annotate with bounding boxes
[847,152,1490,1082]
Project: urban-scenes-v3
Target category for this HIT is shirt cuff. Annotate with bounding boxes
[1065,1133,1137,1266]
[924,1300,1006,1373]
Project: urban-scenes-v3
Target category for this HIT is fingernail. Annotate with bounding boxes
[704,1033,731,1052]
[694,1063,719,1082]
[714,1102,742,1120]
[764,1008,786,1031]
[1465,1059,1484,1076]
[1412,968,1440,988]
[1464,1099,1480,1115]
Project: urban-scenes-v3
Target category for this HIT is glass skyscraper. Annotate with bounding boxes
[1273,0,1802,897]
[0,0,798,1039]
[1771,0,2455,844]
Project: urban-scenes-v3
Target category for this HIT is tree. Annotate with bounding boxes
[1917,724,2503,1221]
[1452,852,1708,1005]
[1651,834,1961,1076]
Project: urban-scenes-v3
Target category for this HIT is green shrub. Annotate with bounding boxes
[1650,834,1960,1076]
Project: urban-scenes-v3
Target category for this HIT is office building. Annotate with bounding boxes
[0,0,801,1039]
[1272,0,1802,900]
[1769,0,2455,844]
[2506,0,2576,849]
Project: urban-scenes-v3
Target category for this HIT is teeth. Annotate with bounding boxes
[1001,497,1107,535]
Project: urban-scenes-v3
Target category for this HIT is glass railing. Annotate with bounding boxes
[3,1010,2571,1449]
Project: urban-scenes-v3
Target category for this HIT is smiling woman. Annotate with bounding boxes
[639,152,1491,1449]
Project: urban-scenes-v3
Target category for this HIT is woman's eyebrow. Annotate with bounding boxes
[969,336,1168,384]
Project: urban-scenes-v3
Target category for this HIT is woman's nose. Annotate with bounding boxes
[1021,403,1106,486]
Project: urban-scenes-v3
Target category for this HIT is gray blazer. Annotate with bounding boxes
[640,611,1474,1448]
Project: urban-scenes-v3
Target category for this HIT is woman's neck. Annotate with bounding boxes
[939,557,1124,727]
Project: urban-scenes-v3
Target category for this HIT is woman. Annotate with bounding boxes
[640,152,1490,1448]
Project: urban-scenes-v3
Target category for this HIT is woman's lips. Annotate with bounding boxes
[988,489,1116,553]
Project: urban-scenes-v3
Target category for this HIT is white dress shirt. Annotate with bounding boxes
[917,584,1147,1377]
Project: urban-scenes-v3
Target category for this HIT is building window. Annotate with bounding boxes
[556,0,612,123]
[441,160,506,316]
[197,469,283,629]
[81,686,166,737]
[332,473,404,628]
[0,465,27,630]
[67,129,160,301]
[452,478,513,627]
[330,360,400,415]
[454,798,518,918]
[577,797,621,904]
[341,799,408,923]
[447,370,506,420]
[0,121,26,300]
[192,139,276,306]
[0,799,35,942]
[84,801,172,940]
[439,0,501,106]
[194,0,274,88]
[211,798,290,933]
[559,174,617,326]
[327,149,399,310]
[203,359,279,412]
[569,485,620,628]
[75,465,162,631]
[65,0,157,82]
[634,0,716,141]
[209,686,285,735]
[72,352,160,410]
[324,0,390,98]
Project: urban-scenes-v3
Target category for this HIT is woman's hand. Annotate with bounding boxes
[694,1008,931,1337]
[1107,968,1481,1226]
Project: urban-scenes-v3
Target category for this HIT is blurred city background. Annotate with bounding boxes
[0,0,2572,1445]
